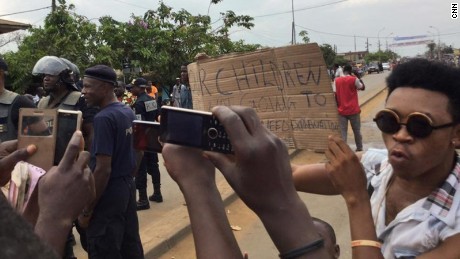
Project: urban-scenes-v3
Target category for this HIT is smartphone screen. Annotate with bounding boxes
[21,115,54,136]
[54,111,81,165]
[18,108,57,171]
[165,111,203,147]
[133,120,162,153]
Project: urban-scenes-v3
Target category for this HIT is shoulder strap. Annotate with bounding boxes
[37,96,50,108]
[0,90,19,105]
[62,91,82,106]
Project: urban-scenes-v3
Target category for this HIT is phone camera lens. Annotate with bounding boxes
[208,128,218,139]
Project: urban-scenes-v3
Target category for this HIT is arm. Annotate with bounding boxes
[355,78,365,91]
[86,154,111,212]
[82,122,94,152]
[292,163,340,195]
[34,131,94,257]
[325,136,383,259]
[417,234,460,258]
[0,195,58,258]
[162,144,242,259]
[205,106,329,258]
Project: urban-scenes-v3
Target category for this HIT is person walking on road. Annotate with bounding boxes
[335,64,365,151]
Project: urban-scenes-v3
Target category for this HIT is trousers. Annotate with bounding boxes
[86,176,144,259]
[338,113,363,150]
[135,152,160,190]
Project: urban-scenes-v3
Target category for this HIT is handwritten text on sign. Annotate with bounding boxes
[188,44,339,150]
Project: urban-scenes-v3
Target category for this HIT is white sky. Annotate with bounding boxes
[1,0,459,57]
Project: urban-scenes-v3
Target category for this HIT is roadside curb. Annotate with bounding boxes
[145,149,300,258]
[360,86,387,107]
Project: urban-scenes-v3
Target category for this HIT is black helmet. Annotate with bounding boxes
[60,57,80,81]
[32,56,70,76]
[32,56,78,91]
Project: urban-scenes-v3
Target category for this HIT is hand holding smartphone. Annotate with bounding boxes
[160,106,233,154]
[18,108,82,171]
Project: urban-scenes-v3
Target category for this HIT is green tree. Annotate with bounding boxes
[3,0,97,92]
[299,30,310,44]
[319,44,336,67]
[364,50,398,63]
[3,0,260,91]
[426,42,436,59]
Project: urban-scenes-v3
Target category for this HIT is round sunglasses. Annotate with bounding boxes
[373,109,456,138]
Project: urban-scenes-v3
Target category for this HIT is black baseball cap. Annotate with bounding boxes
[133,78,148,87]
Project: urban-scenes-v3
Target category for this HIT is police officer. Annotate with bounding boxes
[32,56,98,258]
[131,78,162,210]
[0,58,36,142]
[32,56,97,151]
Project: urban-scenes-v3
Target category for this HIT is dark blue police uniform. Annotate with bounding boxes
[133,92,162,207]
[87,102,144,258]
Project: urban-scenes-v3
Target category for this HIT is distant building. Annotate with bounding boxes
[338,51,369,63]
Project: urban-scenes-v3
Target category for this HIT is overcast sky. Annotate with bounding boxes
[1,0,459,57]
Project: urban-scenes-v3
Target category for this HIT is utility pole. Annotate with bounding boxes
[366,38,369,52]
[385,33,393,51]
[354,35,356,52]
[430,25,441,60]
[291,0,296,45]
[52,0,56,12]
[377,27,385,52]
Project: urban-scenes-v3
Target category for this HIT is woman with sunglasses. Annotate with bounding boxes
[293,58,460,259]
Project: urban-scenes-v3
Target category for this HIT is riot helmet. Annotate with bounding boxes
[60,57,81,90]
[60,57,80,81]
[32,56,78,91]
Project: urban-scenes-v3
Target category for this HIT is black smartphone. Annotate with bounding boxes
[54,109,82,165]
[133,120,162,153]
[160,106,233,154]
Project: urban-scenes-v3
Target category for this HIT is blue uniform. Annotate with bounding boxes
[87,102,144,258]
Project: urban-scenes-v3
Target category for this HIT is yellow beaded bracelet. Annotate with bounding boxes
[351,240,382,249]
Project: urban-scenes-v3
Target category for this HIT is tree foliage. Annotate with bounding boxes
[299,30,310,44]
[2,0,260,92]
[319,44,336,67]
[364,50,398,63]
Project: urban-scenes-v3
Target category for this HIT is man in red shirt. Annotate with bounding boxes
[334,64,365,151]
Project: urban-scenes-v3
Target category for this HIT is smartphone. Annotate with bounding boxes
[54,109,82,165]
[160,106,233,154]
[18,108,57,171]
[133,120,162,153]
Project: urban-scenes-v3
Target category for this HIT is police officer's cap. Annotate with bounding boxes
[84,65,117,86]
[133,78,148,88]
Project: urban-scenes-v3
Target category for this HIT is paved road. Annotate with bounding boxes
[73,71,391,259]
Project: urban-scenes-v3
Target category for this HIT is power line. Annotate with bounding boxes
[112,0,152,10]
[0,6,51,18]
[253,0,349,18]
[296,23,460,40]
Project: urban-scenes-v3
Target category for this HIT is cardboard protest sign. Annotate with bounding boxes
[188,43,339,151]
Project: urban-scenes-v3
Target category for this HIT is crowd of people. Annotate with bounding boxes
[0,56,458,259]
